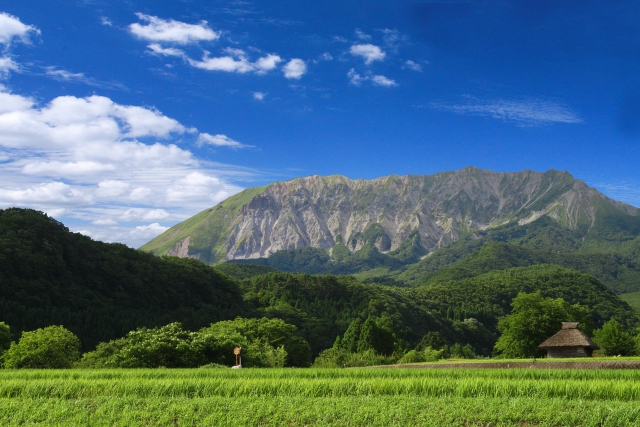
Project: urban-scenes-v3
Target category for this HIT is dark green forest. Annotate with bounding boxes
[231,216,640,294]
[0,208,247,351]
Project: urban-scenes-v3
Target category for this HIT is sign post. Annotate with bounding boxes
[233,347,242,368]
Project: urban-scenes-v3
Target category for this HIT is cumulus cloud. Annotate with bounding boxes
[130,222,169,239]
[254,54,282,73]
[283,59,307,79]
[0,86,247,247]
[348,69,397,87]
[350,44,385,65]
[0,12,39,78]
[129,13,219,44]
[403,60,422,72]
[430,98,583,127]
[198,133,251,148]
[253,92,266,101]
[0,12,39,45]
[371,75,398,87]
[188,50,284,75]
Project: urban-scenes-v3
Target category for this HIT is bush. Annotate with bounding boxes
[3,326,80,369]
[313,348,395,368]
[423,347,445,362]
[398,350,424,364]
[79,318,311,368]
[78,323,201,368]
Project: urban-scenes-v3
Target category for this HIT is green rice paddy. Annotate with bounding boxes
[1,368,640,426]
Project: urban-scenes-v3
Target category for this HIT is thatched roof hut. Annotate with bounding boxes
[538,322,599,358]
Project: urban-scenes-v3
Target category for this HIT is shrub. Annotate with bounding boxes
[3,326,80,369]
[398,350,424,364]
[313,348,395,368]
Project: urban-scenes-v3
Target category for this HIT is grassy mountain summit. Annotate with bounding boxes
[141,167,640,265]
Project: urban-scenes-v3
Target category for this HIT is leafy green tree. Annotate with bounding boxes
[340,319,362,353]
[341,316,395,356]
[3,326,80,369]
[199,317,311,367]
[417,331,444,351]
[494,292,592,358]
[0,322,10,356]
[593,319,636,356]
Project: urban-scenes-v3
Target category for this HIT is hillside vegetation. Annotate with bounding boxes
[0,208,247,350]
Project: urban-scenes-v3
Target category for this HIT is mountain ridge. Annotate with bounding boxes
[141,167,640,264]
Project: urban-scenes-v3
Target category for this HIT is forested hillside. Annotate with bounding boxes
[227,215,640,294]
[0,208,247,350]
[1,208,637,360]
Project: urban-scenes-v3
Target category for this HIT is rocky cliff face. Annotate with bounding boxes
[140,167,640,264]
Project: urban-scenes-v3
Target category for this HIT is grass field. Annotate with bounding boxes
[2,368,640,426]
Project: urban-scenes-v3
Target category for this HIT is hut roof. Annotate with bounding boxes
[538,323,600,350]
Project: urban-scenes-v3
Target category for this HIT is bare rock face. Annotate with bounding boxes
[141,167,640,264]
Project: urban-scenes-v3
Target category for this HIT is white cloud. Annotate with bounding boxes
[403,60,422,72]
[96,180,131,198]
[371,75,397,87]
[129,13,219,44]
[0,13,39,79]
[130,222,169,239]
[253,92,266,101]
[0,12,39,45]
[147,43,185,58]
[165,172,235,204]
[45,67,85,80]
[355,29,371,40]
[0,86,248,247]
[101,17,113,27]
[254,54,282,73]
[350,44,385,65]
[318,52,333,61]
[0,56,19,77]
[188,51,254,73]
[93,219,117,225]
[347,68,365,86]
[430,98,583,127]
[198,133,251,148]
[283,59,307,79]
[348,69,397,87]
[0,182,90,206]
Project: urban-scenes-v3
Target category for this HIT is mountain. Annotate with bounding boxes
[0,208,247,350]
[142,167,640,265]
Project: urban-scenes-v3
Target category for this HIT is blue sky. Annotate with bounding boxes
[1,0,639,247]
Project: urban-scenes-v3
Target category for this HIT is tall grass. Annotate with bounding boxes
[1,368,640,400]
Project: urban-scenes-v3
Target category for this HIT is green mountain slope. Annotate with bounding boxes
[414,265,638,332]
[0,208,247,350]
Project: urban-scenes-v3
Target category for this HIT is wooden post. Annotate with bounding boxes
[234,347,241,367]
